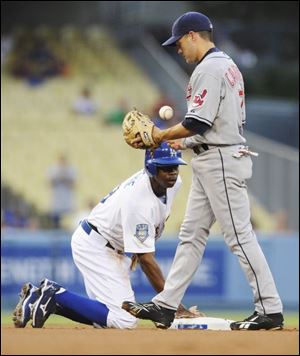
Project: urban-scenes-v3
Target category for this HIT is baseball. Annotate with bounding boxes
[159,105,174,120]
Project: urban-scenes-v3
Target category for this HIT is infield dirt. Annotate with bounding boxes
[1,326,299,355]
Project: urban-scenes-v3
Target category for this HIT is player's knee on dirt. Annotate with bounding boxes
[106,308,137,329]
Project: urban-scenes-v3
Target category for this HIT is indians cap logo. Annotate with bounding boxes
[134,224,149,242]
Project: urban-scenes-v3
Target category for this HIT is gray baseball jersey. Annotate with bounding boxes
[184,51,246,148]
[153,50,283,316]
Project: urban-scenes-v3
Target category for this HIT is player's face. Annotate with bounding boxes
[155,165,179,188]
[176,33,198,64]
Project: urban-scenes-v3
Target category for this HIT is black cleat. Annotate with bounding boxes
[230,311,284,330]
[122,301,176,329]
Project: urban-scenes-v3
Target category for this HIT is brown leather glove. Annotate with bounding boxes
[122,109,158,149]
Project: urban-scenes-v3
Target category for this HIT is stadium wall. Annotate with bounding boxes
[1,229,298,311]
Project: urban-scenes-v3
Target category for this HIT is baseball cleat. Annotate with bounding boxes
[230,311,284,330]
[31,278,61,328]
[122,301,176,329]
[38,278,62,291]
[12,283,40,328]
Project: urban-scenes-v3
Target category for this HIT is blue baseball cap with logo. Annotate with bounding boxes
[162,12,213,47]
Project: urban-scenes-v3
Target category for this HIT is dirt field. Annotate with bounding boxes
[1,325,299,355]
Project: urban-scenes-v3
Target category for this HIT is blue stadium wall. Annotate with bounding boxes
[1,229,298,311]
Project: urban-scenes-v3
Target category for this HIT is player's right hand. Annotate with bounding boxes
[167,139,186,150]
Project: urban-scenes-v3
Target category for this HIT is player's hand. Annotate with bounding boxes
[131,127,163,148]
[167,139,186,150]
[130,133,144,148]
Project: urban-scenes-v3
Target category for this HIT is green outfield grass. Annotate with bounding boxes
[2,310,298,328]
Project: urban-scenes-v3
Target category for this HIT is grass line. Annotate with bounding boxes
[2,311,299,328]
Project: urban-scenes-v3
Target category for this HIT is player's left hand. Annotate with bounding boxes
[175,304,206,318]
[131,126,163,149]
[131,133,148,149]
[122,109,162,149]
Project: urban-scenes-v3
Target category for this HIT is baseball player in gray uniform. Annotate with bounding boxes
[123,11,284,330]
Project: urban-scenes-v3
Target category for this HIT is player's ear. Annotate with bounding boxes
[188,31,196,41]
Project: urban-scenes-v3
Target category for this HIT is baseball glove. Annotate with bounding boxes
[175,304,206,318]
[122,109,158,149]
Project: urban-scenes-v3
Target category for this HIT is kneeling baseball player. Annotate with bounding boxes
[13,143,204,329]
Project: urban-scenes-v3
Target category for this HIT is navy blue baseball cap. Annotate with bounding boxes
[162,12,213,47]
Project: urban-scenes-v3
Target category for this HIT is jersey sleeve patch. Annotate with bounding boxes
[192,89,207,108]
[134,224,149,242]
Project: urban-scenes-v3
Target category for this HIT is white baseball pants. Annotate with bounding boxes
[71,224,137,328]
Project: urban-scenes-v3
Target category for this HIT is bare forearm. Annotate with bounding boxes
[139,254,165,293]
[154,123,194,143]
[138,254,197,314]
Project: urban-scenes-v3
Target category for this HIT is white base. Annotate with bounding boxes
[170,317,235,330]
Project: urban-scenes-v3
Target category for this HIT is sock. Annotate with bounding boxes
[55,304,93,325]
[54,290,109,326]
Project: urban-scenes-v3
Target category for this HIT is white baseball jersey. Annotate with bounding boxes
[88,169,182,253]
[71,169,182,328]
[184,51,246,147]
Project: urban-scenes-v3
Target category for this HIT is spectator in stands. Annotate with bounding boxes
[1,33,14,66]
[104,98,128,125]
[72,87,99,116]
[274,210,290,232]
[47,154,77,229]
[11,35,66,85]
[1,206,29,228]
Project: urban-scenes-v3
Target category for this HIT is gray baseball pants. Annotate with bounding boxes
[153,145,283,314]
